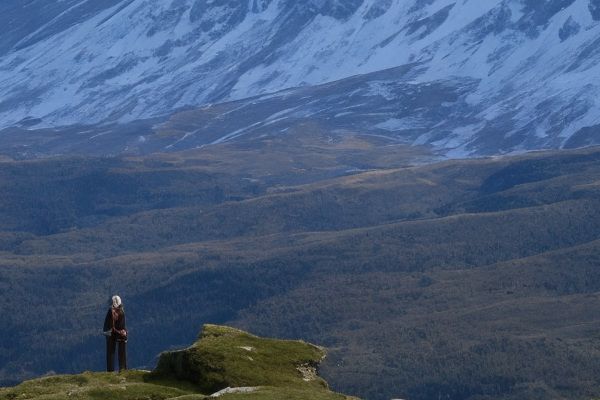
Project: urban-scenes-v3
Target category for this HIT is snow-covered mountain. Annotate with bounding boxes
[1,0,600,157]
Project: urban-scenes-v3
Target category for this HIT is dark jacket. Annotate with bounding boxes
[104,307,127,341]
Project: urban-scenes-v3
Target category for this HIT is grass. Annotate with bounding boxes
[0,370,193,400]
[0,325,356,400]
[152,325,329,391]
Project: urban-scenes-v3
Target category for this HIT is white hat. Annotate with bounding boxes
[112,295,122,308]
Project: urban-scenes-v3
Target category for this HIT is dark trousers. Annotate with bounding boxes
[106,337,127,372]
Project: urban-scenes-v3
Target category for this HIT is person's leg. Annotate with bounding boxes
[118,341,127,372]
[106,337,116,372]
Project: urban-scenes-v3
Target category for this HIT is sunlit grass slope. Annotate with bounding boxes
[0,325,356,400]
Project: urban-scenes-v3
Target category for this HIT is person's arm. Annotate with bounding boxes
[112,309,127,338]
[103,309,113,335]
[120,312,127,337]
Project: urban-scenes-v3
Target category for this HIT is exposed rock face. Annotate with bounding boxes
[590,0,600,20]
[210,387,259,397]
[1,0,600,157]
[559,16,581,41]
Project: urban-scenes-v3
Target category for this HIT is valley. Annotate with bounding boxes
[1,1,600,400]
[1,142,599,399]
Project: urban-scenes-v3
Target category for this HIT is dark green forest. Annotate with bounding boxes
[1,140,600,400]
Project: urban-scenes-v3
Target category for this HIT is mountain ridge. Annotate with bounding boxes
[1,0,600,156]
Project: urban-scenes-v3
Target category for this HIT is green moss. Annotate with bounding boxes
[152,325,330,393]
[0,326,357,400]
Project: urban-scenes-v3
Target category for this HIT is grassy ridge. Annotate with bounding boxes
[0,371,195,400]
[0,325,355,400]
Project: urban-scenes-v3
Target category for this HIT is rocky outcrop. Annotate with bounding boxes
[0,325,357,400]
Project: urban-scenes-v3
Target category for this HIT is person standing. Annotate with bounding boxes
[103,295,128,372]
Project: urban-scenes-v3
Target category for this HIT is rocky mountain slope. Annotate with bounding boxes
[1,0,600,156]
[0,325,356,400]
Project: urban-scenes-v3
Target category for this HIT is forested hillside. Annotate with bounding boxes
[1,143,600,400]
